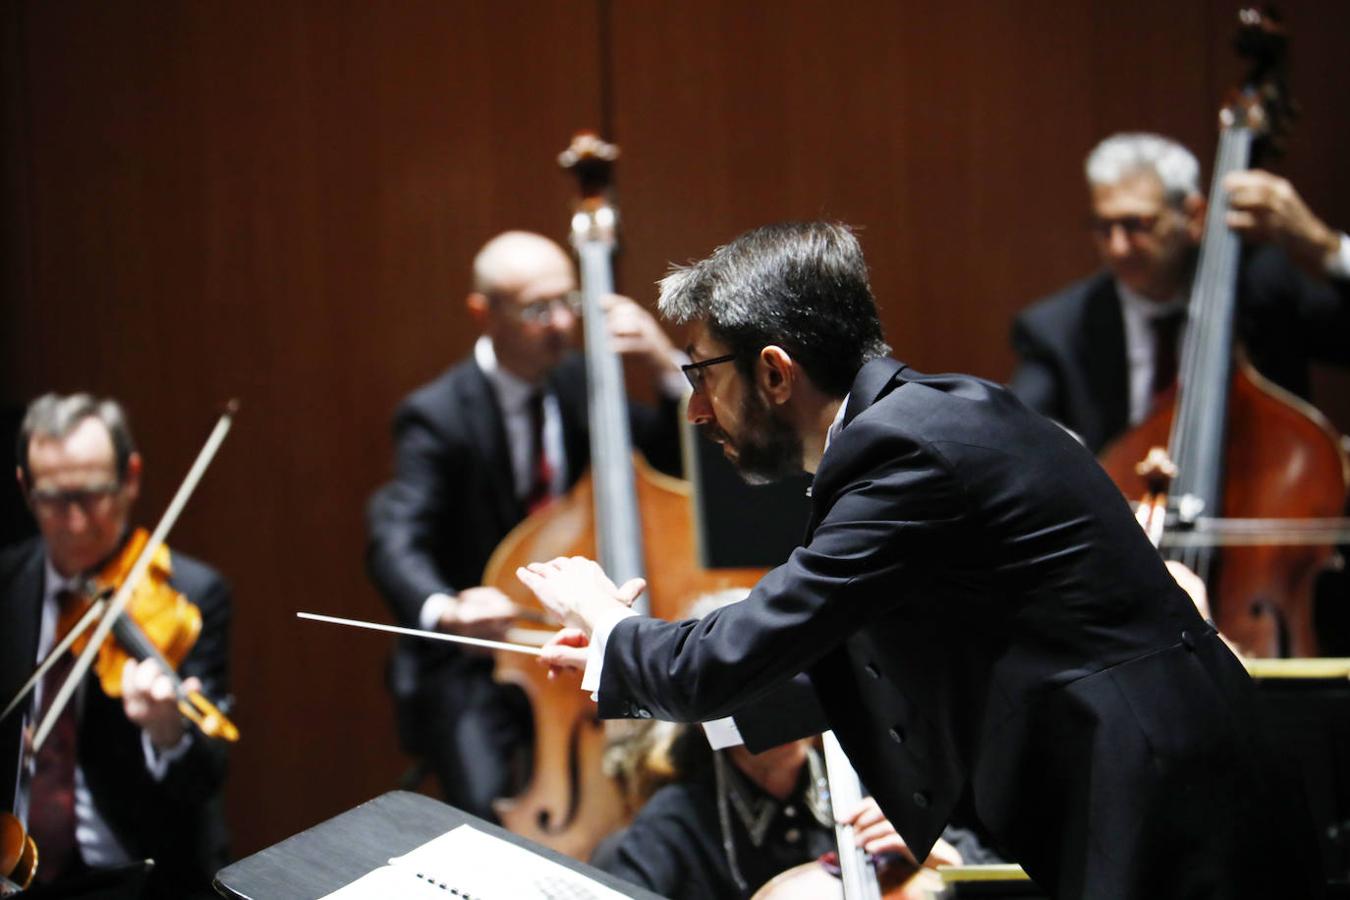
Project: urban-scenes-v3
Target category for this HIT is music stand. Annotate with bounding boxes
[214,790,661,900]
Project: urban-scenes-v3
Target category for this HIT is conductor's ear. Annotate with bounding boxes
[758,346,794,404]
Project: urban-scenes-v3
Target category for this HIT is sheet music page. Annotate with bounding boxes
[319,825,633,900]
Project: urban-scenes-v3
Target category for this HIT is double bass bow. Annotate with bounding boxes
[1100,8,1350,658]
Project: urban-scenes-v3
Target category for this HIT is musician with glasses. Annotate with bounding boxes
[1009,131,1350,454]
[0,393,231,898]
[365,229,685,821]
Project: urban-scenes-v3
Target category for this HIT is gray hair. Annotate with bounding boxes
[658,221,889,397]
[17,393,137,484]
[1085,133,1202,207]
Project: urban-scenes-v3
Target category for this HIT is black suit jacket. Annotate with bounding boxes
[597,359,1320,899]
[1009,245,1350,453]
[0,536,231,899]
[366,351,681,671]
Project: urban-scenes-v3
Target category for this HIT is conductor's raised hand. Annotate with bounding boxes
[516,555,646,634]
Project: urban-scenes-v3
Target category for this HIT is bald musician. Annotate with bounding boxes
[365,230,685,821]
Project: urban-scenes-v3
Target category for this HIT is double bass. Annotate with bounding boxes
[1101,9,1350,658]
[484,133,764,859]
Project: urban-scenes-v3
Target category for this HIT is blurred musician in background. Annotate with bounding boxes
[365,230,685,822]
[1009,131,1350,454]
[1,393,231,898]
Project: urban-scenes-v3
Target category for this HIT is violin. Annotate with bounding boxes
[57,528,238,743]
[0,814,38,891]
[751,734,935,900]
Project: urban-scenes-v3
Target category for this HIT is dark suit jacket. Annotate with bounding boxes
[1009,245,1350,453]
[365,351,681,682]
[0,536,231,899]
[597,359,1321,899]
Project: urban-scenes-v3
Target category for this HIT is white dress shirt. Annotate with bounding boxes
[1115,283,1188,428]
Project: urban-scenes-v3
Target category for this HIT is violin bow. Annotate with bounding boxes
[0,594,107,727]
[296,612,546,656]
[30,401,238,753]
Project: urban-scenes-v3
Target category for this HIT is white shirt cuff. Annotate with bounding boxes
[581,607,640,697]
[141,729,193,781]
[420,592,455,632]
[1326,233,1350,280]
[701,717,745,750]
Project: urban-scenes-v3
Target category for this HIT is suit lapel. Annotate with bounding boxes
[0,542,45,812]
[0,542,45,705]
[458,362,524,527]
[1083,278,1130,446]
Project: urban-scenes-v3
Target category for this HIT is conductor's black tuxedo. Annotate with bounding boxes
[0,536,231,900]
[597,358,1321,899]
[366,351,679,817]
[1010,245,1350,453]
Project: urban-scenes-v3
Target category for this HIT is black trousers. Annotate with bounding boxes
[392,648,532,822]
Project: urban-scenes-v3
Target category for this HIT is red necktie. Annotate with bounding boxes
[524,391,554,512]
[29,589,82,883]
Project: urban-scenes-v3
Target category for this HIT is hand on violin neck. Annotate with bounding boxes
[1223,170,1342,275]
[438,586,517,642]
[515,556,645,634]
[121,658,195,751]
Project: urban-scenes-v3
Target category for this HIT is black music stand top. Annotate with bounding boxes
[213,791,662,900]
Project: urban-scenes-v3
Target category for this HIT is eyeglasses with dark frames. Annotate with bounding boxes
[494,291,584,324]
[1087,213,1163,239]
[680,353,738,393]
[28,483,121,518]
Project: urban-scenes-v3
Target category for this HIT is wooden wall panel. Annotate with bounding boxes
[1,0,603,855]
[2,0,1347,864]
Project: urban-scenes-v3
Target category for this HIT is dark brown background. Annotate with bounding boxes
[3,0,1347,859]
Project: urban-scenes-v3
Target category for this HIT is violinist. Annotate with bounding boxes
[595,723,974,900]
[365,230,685,821]
[519,222,1325,898]
[1009,131,1350,454]
[592,594,978,900]
[0,393,230,898]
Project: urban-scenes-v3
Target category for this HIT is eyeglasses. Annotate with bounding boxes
[681,353,737,393]
[28,483,121,518]
[1088,214,1162,238]
[497,291,583,324]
